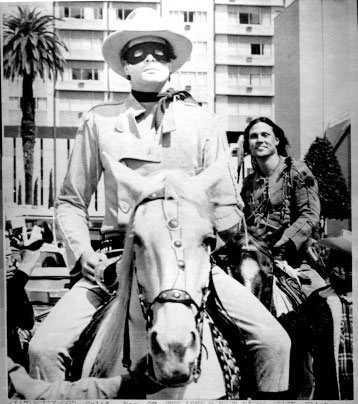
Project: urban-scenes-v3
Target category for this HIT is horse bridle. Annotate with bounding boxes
[122,192,211,383]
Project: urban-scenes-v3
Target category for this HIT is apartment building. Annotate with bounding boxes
[2,0,286,216]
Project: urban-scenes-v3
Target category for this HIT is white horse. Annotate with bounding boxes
[73,152,240,399]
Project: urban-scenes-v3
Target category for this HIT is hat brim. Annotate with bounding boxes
[317,237,352,254]
[102,30,192,78]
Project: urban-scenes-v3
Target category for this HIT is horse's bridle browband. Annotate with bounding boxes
[122,192,211,383]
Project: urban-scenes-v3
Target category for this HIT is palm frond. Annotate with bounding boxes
[3,5,67,81]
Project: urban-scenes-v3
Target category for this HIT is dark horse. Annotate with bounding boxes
[225,231,315,399]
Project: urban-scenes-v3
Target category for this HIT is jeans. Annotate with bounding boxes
[29,268,290,392]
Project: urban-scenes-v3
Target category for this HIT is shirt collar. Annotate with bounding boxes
[114,93,176,134]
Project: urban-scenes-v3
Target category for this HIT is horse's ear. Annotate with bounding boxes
[101,151,167,202]
[194,157,228,192]
[101,151,147,200]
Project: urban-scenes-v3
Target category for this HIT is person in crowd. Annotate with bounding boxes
[239,117,324,286]
[6,223,163,399]
[236,117,326,397]
[29,8,290,399]
[6,223,52,368]
[304,230,353,400]
[8,355,163,399]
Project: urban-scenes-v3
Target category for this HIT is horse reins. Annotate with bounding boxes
[122,193,211,383]
[241,215,274,261]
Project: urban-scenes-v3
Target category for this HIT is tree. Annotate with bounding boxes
[304,136,351,233]
[3,6,67,204]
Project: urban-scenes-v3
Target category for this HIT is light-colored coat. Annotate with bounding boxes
[56,94,242,269]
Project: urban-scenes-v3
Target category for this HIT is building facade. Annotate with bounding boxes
[274,0,356,234]
[2,0,287,218]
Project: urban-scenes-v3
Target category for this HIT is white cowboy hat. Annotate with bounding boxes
[102,7,192,78]
[317,229,352,255]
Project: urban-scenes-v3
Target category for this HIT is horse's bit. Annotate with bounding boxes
[123,193,211,383]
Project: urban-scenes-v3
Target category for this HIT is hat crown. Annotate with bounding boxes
[122,8,167,31]
[102,7,192,78]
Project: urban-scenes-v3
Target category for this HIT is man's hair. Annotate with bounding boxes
[243,116,290,157]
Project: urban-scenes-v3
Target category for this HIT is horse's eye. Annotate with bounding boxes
[133,235,143,248]
[202,234,217,252]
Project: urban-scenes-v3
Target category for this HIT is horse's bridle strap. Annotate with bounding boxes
[154,289,198,308]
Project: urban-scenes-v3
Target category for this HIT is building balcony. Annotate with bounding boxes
[8,110,22,126]
[216,53,274,66]
[215,23,274,37]
[7,110,50,127]
[226,115,260,132]
[215,0,285,6]
[55,80,107,92]
[216,83,274,96]
[63,49,104,62]
[56,18,106,31]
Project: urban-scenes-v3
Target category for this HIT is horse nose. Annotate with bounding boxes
[150,330,198,359]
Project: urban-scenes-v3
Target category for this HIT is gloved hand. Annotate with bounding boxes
[80,250,108,284]
[273,237,296,261]
[130,356,165,395]
[119,356,165,398]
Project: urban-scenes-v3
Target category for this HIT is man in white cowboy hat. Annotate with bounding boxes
[29,8,290,398]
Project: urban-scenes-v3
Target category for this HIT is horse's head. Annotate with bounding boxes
[228,232,274,300]
[102,152,223,387]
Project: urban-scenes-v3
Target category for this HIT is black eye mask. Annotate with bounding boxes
[122,42,174,65]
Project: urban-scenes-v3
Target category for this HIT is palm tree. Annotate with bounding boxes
[3,6,67,204]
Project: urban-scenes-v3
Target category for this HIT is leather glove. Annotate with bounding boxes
[273,238,296,261]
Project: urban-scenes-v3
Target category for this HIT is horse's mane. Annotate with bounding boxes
[89,169,214,377]
[228,231,273,273]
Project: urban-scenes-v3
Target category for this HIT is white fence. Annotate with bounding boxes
[2,136,105,216]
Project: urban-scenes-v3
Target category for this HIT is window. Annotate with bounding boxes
[61,6,84,19]
[9,96,20,109]
[93,8,103,19]
[228,36,239,53]
[240,12,260,24]
[72,68,81,80]
[117,8,134,20]
[237,66,273,87]
[240,99,272,117]
[64,30,103,54]
[72,67,99,81]
[229,72,239,87]
[184,11,194,23]
[228,66,239,86]
[170,10,207,24]
[194,11,207,23]
[228,6,239,24]
[261,74,272,86]
[251,43,263,55]
[197,72,207,86]
[36,97,47,110]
